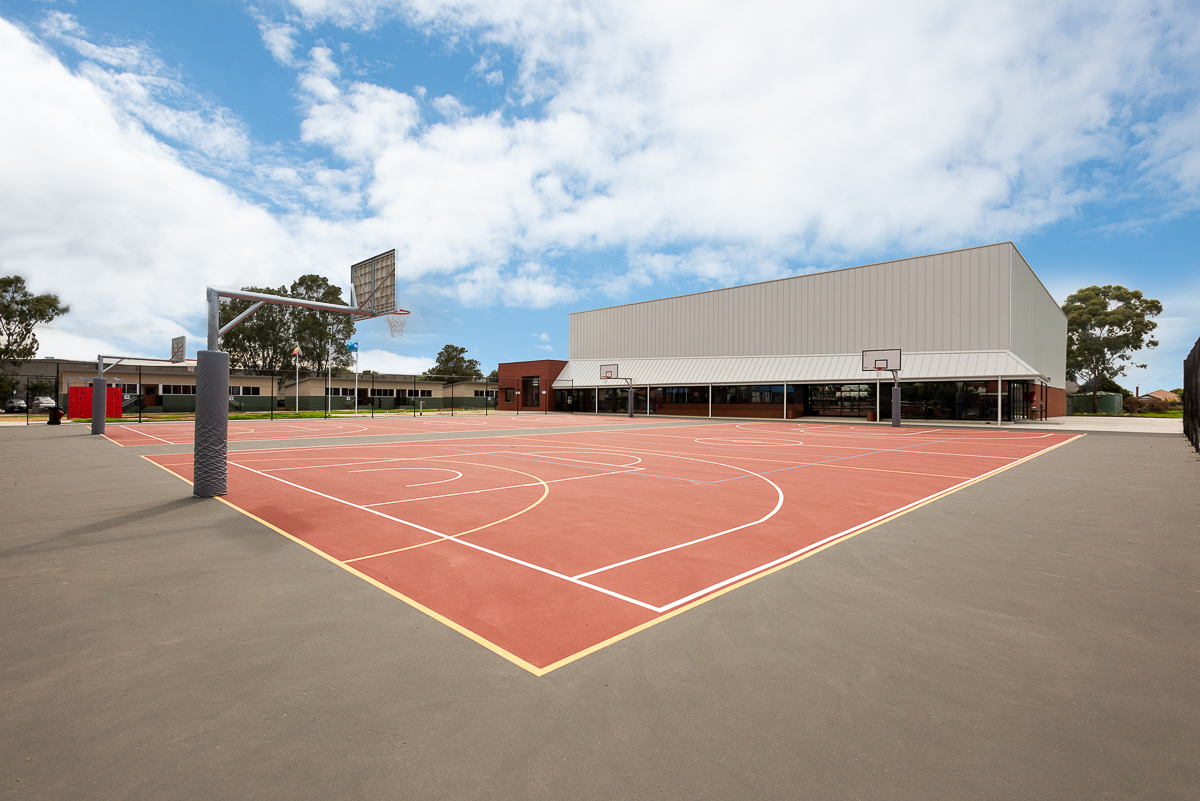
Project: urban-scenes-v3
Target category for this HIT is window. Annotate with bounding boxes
[406,388,433,398]
[243,386,260,396]
[369,388,395,397]
[160,385,196,395]
[229,386,241,395]
[712,385,784,404]
[505,388,514,403]
[522,376,540,408]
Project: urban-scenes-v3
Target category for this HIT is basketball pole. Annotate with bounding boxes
[890,370,901,427]
[196,286,374,498]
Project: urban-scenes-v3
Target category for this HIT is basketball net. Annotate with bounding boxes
[385,311,409,338]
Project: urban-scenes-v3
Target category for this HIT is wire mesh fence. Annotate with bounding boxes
[1,372,61,425]
[34,370,500,423]
[1185,334,1199,454]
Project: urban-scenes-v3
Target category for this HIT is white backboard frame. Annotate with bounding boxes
[351,249,397,317]
[862,349,901,372]
[600,363,619,380]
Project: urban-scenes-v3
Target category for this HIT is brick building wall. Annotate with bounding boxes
[497,360,568,412]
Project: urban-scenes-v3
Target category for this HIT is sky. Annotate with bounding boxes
[1,0,1198,391]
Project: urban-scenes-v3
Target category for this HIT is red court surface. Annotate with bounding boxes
[145,422,1082,674]
[105,413,653,446]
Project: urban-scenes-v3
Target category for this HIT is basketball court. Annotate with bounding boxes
[103,413,658,446]
[140,419,1080,673]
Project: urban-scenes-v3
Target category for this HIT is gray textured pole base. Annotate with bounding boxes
[892,384,901,428]
[193,350,229,498]
[90,377,106,435]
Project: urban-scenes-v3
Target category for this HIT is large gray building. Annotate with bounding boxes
[529,243,1066,422]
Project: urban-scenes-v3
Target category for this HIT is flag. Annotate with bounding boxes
[347,341,358,353]
[292,346,301,356]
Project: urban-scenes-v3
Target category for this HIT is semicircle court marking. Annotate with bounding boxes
[570,450,785,583]
[343,459,554,562]
[516,449,645,469]
[343,466,465,487]
[693,436,804,447]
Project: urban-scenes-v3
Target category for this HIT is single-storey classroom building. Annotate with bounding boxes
[7,358,495,415]
[497,242,1066,422]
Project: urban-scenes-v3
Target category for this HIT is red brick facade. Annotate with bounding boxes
[1046,385,1066,418]
[497,360,568,412]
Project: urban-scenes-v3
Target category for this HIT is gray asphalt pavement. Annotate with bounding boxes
[1,422,1197,800]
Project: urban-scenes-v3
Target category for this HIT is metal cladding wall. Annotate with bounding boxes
[568,242,1065,388]
[1009,246,1068,387]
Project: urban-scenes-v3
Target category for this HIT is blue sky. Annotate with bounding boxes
[1,0,1198,391]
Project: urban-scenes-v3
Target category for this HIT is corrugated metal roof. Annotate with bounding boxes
[552,351,1048,388]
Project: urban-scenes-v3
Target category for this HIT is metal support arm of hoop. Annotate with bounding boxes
[205,287,398,350]
[194,286,408,499]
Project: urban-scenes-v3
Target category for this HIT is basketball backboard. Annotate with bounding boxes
[351,249,397,317]
[171,336,186,362]
[600,363,619,380]
[862,349,901,372]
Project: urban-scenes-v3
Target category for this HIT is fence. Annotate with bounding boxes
[1185,334,1199,454]
[38,369,499,422]
[2,372,60,425]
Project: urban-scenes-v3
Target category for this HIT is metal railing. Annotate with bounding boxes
[1185,334,1199,454]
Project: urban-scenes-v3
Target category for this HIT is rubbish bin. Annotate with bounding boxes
[866,410,877,422]
[48,407,66,425]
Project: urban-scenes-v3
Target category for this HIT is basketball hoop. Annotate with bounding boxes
[384,310,409,338]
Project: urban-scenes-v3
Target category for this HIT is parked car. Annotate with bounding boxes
[5,397,27,413]
[31,396,56,412]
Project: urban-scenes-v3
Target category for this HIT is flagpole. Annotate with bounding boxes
[293,345,300,414]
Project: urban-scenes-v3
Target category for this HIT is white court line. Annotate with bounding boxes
[118,425,176,444]
[228,461,659,611]
[571,455,785,579]
[647,436,1082,612]
[262,456,430,472]
[257,447,645,474]
[203,420,717,459]
[345,466,464,487]
[363,468,642,508]
[602,428,1020,460]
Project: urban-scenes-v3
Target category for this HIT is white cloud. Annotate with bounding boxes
[40,13,252,163]
[254,14,301,67]
[356,348,436,374]
[0,17,328,361]
[426,262,576,308]
[5,2,1200,390]
[256,0,1199,293]
[431,94,467,119]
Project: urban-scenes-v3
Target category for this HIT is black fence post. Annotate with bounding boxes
[1184,334,1199,454]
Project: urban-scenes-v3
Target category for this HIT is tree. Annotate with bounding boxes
[220,286,295,382]
[423,344,482,383]
[25,377,56,398]
[1076,376,1130,397]
[218,277,357,390]
[0,275,69,371]
[487,368,498,382]
[290,275,356,375]
[1062,285,1161,414]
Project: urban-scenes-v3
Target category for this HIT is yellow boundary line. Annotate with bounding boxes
[139,455,545,673]
[139,432,1084,677]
